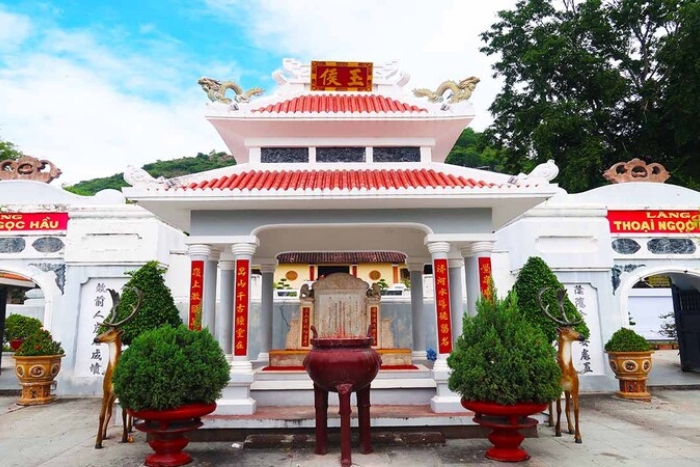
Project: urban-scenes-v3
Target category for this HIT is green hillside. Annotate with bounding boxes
[64,151,235,196]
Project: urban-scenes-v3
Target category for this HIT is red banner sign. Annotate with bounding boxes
[433,258,452,354]
[188,260,204,330]
[310,61,373,92]
[369,306,378,346]
[478,257,493,299]
[301,306,311,348]
[0,213,68,232]
[233,259,250,357]
[608,210,700,234]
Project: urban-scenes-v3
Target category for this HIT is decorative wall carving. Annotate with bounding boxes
[373,147,421,163]
[0,156,62,183]
[612,239,641,255]
[647,238,696,255]
[611,264,646,293]
[29,262,65,293]
[0,237,26,253]
[603,158,670,184]
[261,148,309,163]
[32,237,65,253]
[316,147,365,163]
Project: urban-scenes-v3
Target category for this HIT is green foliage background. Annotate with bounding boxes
[513,257,590,344]
[3,314,42,342]
[448,291,562,405]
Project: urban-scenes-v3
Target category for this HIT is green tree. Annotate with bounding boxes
[445,128,507,172]
[0,138,24,160]
[513,256,590,344]
[481,0,698,193]
[100,261,183,346]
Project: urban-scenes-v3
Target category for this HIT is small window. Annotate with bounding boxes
[316,147,365,163]
[373,147,421,163]
[261,148,309,163]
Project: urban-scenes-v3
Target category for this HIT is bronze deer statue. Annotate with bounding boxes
[93,286,143,449]
[537,286,585,444]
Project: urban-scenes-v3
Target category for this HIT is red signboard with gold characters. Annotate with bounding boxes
[432,258,452,354]
[0,213,69,232]
[188,260,204,331]
[233,259,250,357]
[478,257,493,299]
[608,210,700,234]
[310,61,373,92]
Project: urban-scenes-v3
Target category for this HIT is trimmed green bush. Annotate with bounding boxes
[113,325,229,411]
[604,328,652,352]
[447,290,562,405]
[513,256,590,343]
[15,329,64,356]
[99,261,182,345]
[4,314,43,343]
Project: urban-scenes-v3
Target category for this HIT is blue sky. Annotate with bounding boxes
[0,0,513,184]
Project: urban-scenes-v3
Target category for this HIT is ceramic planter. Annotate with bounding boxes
[461,400,548,462]
[606,351,654,401]
[13,354,64,406]
[128,402,216,467]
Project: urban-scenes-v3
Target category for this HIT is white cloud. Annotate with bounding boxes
[208,0,513,130]
[0,9,32,52]
[0,1,516,185]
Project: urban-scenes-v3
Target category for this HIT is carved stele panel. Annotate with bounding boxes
[313,273,369,337]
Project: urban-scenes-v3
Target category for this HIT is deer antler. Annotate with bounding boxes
[537,286,582,327]
[100,287,144,328]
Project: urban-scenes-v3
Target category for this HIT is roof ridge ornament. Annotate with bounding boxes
[123,165,176,188]
[412,76,480,104]
[507,159,559,185]
[603,158,670,184]
[0,155,62,183]
[198,77,264,105]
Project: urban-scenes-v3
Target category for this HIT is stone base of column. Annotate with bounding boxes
[256,352,270,365]
[216,358,257,415]
[411,350,427,361]
[430,357,467,413]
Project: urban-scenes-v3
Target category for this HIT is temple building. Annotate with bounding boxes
[2,60,699,422]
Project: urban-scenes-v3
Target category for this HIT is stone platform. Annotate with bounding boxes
[268,348,413,368]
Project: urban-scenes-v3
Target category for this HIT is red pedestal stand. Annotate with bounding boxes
[461,400,547,462]
[129,402,216,467]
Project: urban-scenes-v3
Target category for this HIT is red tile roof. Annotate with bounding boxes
[183,169,495,191]
[277,252,406,264]
[252,94,427,114]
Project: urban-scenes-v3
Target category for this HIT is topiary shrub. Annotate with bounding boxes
[4,314,43,343]
[513,256,590,343]
[604,328,652,352]
[100,261,182,346]
[447,290,562,405]
[15,329,64,356]
[113,324,229,411]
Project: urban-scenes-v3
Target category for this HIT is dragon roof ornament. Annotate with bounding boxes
[198,77,265,106]
[413,76,480,104]
[603,158,670,184]
[0,156,62,184]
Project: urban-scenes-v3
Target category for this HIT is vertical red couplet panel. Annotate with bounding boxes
[188,260,204,330]
[233,259,250,357]
[301,307,311,347]
[369,306,378,346]
[478,257,493,299]
[433,258,452,354]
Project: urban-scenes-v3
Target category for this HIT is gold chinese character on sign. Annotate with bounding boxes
[440,323,450,333]
[236,328,245,338]
[190,292,201,301]
[236,304,246,314]
[480,263,492,274]
[192,267,202,277]
[436,264,447,274]
[236,316,246,326]
[440,337,450,347]
[436,277,446,286]
[438,311,448,321]
[236,341,244,349]
[237,291,247,301]
[319,67,341,86]
[237,267,247,276]
[348,69,364,86]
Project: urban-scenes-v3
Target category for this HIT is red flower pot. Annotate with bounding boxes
[461,400,547,462]
[128,402,216,467]
[9,339,24,351]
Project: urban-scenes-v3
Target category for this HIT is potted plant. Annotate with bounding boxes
[604,328,654,401]
[448,289,561,462]
[113,324,229,467]
[4,314,43,351]
[13,329,65,405]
